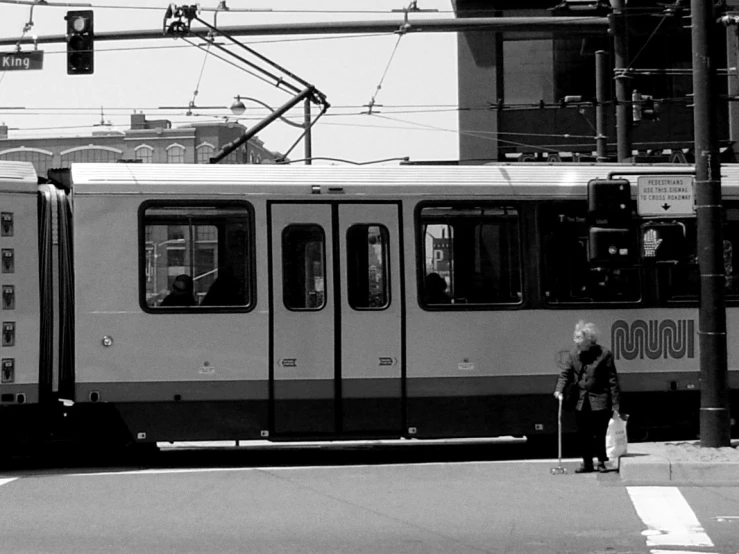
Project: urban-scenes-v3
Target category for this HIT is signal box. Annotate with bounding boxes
[587,178,632,226]
[66,10,94,75]
[588,227,632,264]
[641,222,688,263]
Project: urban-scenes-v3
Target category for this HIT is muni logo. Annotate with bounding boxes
[611,319,695,360]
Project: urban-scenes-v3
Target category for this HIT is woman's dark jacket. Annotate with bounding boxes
[555,344,621,412]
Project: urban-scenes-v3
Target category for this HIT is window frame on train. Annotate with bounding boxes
[650,204,739,306]
[138,200,255,313]
[537,198,739,308]
[416,201,524,310]
[282,224,327,311]
[539,200,642,306]
[346,223,391,311]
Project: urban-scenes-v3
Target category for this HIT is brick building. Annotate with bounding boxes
[0,114,281,178]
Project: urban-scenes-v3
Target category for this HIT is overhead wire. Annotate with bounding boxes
[1,92,702,118]
[186,33,213,114]
[623,12,671,73]
[368,112,598,153]
[179,35,280,91]
[363,32,406,114]
[0,0,36,88]
[1,122,610,158]
[7,99,704,118]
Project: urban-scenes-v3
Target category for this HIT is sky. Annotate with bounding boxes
[0,0,460,164]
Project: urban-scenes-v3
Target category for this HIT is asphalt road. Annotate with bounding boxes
[1,444,738,554]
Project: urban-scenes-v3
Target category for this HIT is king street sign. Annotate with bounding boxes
[1,51,44,71]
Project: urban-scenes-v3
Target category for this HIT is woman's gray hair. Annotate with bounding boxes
[575,320,599,342]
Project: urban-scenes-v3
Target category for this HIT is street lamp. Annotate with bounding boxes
[230,95,313,164]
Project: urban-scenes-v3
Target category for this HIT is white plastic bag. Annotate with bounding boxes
[605,412,628,459]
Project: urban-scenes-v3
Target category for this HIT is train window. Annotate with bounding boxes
[724,208,739,301]
[540,202,641,304]
[650,219,698,302]
[419,204,522,307]
[282,225,326,310]
[347,224,390,309]
[663,207,739,302]
[142,203,252,310]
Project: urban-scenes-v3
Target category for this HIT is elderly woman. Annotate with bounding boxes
[554,320,622,473]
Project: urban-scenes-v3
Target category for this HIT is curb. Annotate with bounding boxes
[619,454,739,484]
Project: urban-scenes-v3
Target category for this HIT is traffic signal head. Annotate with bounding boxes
[66,10,94,75]
[632,89,659,123]
[587,178,632,226]
[640,222,687,263]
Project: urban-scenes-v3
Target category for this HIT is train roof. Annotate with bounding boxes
[67,162,725,198]
[0,160,726,198]
[0,161,38,193]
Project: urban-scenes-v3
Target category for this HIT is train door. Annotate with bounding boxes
[269,202,404,437]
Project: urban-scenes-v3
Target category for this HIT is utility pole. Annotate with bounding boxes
[304,99,313,165]
[595,50,609,161]
[691,0,731,447]
[609,0,632,162]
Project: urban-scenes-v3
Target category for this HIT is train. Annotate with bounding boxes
[1,160,737,455]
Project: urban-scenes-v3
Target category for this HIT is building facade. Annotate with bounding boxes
[453,0,739,164]
[0,114,280,178]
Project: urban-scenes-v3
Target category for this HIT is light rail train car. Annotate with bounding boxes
[1,160,737,452]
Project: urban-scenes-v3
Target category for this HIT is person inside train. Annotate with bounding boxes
[160,274,197,307]
[553,320,622,473]
[424,272,451,304]
[201,267,244,306]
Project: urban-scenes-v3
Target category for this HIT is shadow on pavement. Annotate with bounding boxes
[0,437,578,475]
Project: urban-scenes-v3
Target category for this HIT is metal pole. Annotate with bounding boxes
[609,0,632,162]
[691,0,731,447]
[0,17,610,48]
[595,50,609,162]
[304,99,312,165]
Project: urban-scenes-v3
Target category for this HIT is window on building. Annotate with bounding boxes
[221,145,246,165]
[142,202,253,310]
[248,150,263,164]
[347,224,390,309]
[282,225,325,310]
[196,144,215,164]
[61,148,121,166]
[419,204,522,307]
[135,145,153,164]
[540,202,641,304]
[0,150,54,177]
[166,144,185,164]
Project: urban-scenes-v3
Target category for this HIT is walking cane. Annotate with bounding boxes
[551,394,567,475]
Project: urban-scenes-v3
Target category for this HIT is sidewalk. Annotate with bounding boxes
[618,439,739,484]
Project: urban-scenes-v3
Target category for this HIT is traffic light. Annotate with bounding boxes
[587,179,635,264]
[66,10,94,75]
[632,89,659,123]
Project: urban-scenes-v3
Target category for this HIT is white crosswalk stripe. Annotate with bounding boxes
[627,486,713,549]
[0,478,16,487]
